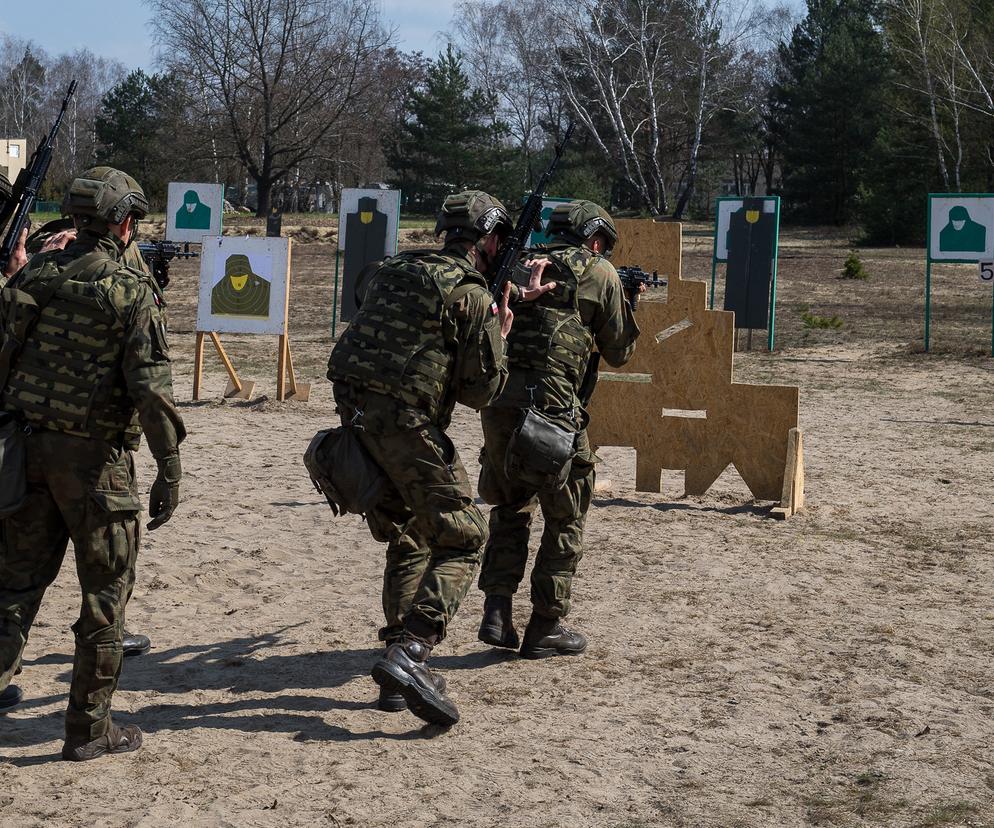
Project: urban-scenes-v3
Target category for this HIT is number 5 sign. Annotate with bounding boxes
[981,261,994,283]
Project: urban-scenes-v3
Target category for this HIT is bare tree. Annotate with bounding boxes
[146,0,393,215]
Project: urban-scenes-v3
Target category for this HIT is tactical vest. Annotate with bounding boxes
[328,249,481,420]
[2,252,143,447]
[505,246,596,396]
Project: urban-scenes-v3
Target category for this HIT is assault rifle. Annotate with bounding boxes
[617,265,666,311]
[138,241,198,290]
[0,79,78,275]
[577,266,664,406]
[489,121,576,300]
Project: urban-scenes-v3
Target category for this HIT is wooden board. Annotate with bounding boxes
[587,221,803,509]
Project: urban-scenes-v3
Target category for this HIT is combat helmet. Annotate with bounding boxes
[546,199,618,256]
[62,166,149,229]
[435,190,512,241]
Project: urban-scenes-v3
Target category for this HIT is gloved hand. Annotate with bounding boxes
[147,453,181,530]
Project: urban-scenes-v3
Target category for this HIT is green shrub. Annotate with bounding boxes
[802,310,843,329]
[841,252,869,280]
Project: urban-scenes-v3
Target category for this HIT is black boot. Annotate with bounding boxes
[371,640,459,726]
[0,684,22,711]
[519,612,587,659]
[477,595,520,649]
[122,631,151,657]
[377,672,446,713]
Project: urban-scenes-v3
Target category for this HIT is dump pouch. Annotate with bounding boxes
[303,426,388,516]
[0,411,27,518]
[504,408,577,493]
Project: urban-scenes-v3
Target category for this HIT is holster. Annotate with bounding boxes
[504,408,577,493]
[0,411,27,519]
[303,425,388,517]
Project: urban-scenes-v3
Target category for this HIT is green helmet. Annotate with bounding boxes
[435,190,512,241]
[62,166,149,227]
[546,199,618,254]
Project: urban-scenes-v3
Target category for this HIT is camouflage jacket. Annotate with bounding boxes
[328,243,507,429]
[494,241,639,418]
[0,230,185,458]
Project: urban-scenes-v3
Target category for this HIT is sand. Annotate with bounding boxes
[1,227,993,827]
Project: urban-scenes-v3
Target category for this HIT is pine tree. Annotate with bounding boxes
[385,46,508,213]
[772,0,891,225]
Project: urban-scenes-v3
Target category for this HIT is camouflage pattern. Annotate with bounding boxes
[0,169,10,206]
[546,199,618,254]
[478,238,639,618]
[62,166,148,227]
[497,242,638,419]
[478,407,595,617]
[1,230,184,457]
[327,237,507,644]
[0,431,140,742]
[0,225,184,743]
[333,384,488,644]
[434,191,512,241]
[328,244,506,428]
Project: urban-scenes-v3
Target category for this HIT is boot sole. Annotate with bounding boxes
[519,644,587,660]
[478,624,520,650]
[123,644,151,658]
[371,660,459,727]
[0,686,23,712]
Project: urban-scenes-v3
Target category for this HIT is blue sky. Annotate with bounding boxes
[0,1,460,69]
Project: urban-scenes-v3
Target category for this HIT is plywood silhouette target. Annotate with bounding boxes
[587,221,803,515]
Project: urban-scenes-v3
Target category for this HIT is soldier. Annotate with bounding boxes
[0,167,185,761]
[327,190,552,726]
[475,200,640,659]
[0,170,29,283]
[7,220,153,659]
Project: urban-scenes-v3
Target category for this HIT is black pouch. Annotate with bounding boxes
[303,426,388,516]
[0,412,27,519]
[505,408,577,493]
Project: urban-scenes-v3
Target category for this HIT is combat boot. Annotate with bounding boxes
[0,685,22,711]
[477,595,520,650]
[377,672,446,713]
[123,630,151,657]
[62,724,142,761]
[519,612,587,659]
[371,640,459,726]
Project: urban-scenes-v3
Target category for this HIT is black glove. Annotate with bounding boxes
[147,453,181,531]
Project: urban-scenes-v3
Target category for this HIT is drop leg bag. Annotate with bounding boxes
[0,412,27,518]
[303,426,388,517]
[504,409,577,493]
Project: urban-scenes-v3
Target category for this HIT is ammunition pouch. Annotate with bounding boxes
[505,408,577,493]
[0,411,27,518]
[303,426,388,517]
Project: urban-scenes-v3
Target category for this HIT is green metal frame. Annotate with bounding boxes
[925,193,994,356]
[331,191,402,339]
[709,196,781,351]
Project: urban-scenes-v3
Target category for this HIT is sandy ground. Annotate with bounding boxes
[2,228,994,827]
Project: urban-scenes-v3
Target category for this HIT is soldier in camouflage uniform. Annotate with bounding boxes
[4,218,154,660]
[327,190,553,726]
[0,170,29,283]
[0,167,185,760]
[476,200,640,659]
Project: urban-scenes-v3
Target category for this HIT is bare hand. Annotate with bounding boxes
[40,228,76,253]
[3,227,29,277]
[517,258,557,302]
[499,281,513,339]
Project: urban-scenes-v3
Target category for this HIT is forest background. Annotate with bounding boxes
[2,0,993,245]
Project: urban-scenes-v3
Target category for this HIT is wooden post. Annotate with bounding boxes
[277,333,288,401]
[772,428,805,520]
[192,331,206,400]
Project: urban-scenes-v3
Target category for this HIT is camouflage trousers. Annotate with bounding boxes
[477,406,594,618]
[0,430,140,743]
[334,385,488,645]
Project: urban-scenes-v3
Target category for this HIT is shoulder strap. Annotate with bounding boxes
[443,282,483,310]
